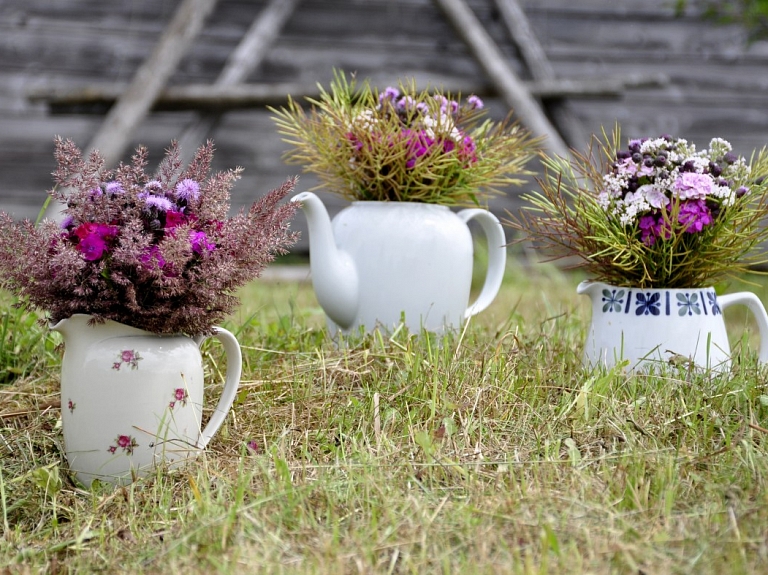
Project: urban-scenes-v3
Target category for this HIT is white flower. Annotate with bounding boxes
[638,184,669,209]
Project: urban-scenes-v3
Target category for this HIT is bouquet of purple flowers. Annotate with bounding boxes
[270,71,537,205]
[0,138,298,335]
[598,136,750,246]
[508,128,768,288]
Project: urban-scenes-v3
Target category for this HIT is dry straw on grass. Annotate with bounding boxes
[2,263,768,573]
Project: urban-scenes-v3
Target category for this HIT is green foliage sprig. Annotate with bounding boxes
[507,127,768,288]
[270,71,538,205]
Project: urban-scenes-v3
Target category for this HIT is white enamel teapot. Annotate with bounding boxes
[293,191,507,335]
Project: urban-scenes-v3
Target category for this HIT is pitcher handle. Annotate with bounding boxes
[718,292,768,363]
[457,209,507,319]
[196,326,243,449]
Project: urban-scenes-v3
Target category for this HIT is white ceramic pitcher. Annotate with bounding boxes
[52,314,241,486]
[293,191,507,335]
[578,281,768,371]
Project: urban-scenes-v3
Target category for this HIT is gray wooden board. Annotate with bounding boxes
[1,0,767,254]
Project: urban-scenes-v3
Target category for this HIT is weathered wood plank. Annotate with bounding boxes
[86,0,218,169]
[433,0,570,158]
[27,73,669,112]
[177,0,301,163]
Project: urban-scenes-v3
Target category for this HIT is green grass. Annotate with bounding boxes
[2,259,768,573]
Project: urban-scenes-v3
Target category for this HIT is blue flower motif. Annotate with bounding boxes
[601,288,625,313]
[676,292,701,316]
[707,291,721,315]
[635,292,661,316]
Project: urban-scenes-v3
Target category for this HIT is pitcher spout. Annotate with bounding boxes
[292,192,359,329]
[576,280,604,297]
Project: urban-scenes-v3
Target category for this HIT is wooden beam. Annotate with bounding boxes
[433,0,570,159]
[177,0,301,163]
[493,0,587,147]
[28,74,669,112]
[86,0,218,168]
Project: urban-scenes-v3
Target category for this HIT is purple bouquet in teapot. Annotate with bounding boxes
[0,137,298,335]
[270,70,538,206]
[508,127,768,288]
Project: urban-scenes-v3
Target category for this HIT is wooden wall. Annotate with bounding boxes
[1,0,767,251]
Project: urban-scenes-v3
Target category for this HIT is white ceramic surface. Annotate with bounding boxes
[578,281,768,371]
[53,314,241,486]
[293,191,506,334]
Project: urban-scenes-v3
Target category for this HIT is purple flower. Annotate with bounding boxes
[73,222,118,261]
[677,199,713,233]
[60,215,74,230]
[175,179,200,202]
[89,187,103,198]
[143,180,165,195]
[246,440,260,453]
[396,96,416,111]
[379,87,400,104]
[674,172,715,200]
[105,181,124,195]
[403,130,435,168]
[459,136,477,162]
[190,230,215,254]
[140,245,166,269]
[467,95,484,109]
[639,213,662,246]
[144,195,174,212]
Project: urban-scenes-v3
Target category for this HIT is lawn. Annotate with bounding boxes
[2,257,768,574]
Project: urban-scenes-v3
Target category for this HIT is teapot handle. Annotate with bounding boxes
[456,208,507,319]
[718,292,768,363]
[196,326,242,449]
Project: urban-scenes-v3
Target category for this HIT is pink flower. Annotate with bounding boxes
[121,350,135,362]
[174,388,186,401]
[673,172,715,200]
[165,210,186,230]
[117,435,132,448]
[246,440,260,453]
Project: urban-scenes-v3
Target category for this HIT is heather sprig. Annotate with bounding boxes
[507,127,768,288]
[270,70,538,205]
[0,138,299,335]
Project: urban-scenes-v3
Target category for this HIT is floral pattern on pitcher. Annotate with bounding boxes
[169,387,188,409]
[67,399,76,413]
[599,289,721,318]
[112,349,142,371]
[108,434,138,455]
[677,293,701,316]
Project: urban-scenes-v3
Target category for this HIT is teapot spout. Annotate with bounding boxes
[292,192,359,329]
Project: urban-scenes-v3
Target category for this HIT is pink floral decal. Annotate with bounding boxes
[169,387,188,409]
[67,399,76,413]
[112,349,142,371]
[108,434,138,455]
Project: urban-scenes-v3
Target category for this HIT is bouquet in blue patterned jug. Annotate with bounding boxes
[507,127,768,370]
[509,127,768,289]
